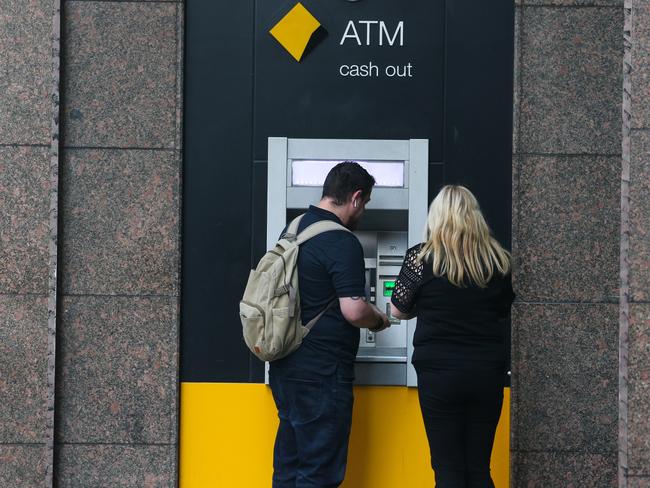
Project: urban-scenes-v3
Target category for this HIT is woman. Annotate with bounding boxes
[390,185,514,488]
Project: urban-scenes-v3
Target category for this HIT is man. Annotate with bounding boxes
[269,162,391,488]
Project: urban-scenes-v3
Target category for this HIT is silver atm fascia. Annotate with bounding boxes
[267,137,428,387]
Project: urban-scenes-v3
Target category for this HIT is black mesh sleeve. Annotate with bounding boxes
[391,245,425,314]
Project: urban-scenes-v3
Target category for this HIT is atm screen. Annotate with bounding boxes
[383,280,396,297]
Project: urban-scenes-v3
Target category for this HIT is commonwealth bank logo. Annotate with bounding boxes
[269,2,327,62]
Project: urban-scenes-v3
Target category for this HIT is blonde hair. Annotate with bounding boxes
[417,185,511,288]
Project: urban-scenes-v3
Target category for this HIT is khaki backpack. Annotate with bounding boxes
[239,214,350,361]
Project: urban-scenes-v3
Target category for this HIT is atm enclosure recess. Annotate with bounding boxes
[267,138,428,387]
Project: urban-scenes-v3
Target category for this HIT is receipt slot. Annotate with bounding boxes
[267,137,428,386]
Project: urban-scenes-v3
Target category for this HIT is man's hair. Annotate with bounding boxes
[321,161,376,205]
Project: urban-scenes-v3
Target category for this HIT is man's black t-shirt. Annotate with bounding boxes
[270,206,366,378]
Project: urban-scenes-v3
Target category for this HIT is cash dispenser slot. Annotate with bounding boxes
[356,348,408,363]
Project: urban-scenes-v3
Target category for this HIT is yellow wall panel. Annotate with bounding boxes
[180,383,510,487]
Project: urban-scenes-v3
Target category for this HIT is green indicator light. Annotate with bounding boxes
[383,280,396,297]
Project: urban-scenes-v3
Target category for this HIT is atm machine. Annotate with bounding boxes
[266,137,428,386]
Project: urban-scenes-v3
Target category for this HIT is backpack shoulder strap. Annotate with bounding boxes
[281,214,305,242]
[304,299,337,331]
[296,220,350,245]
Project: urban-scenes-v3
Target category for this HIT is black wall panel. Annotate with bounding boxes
[445,1,514,248]
[182,0,514,383]
[182,1,255,382]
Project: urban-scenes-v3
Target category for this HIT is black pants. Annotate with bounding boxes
[415,364,504,488]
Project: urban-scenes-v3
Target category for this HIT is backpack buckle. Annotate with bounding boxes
[273,284,290,297]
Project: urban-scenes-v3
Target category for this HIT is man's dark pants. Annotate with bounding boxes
[269,368,354,488]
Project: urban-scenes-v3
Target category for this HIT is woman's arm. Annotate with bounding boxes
[390,303,417,321]
[389,245,424,320]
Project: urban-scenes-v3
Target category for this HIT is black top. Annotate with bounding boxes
[391,244,515,369]
[270,206,365,378]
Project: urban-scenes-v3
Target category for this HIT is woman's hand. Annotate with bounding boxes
[390,303,417,321]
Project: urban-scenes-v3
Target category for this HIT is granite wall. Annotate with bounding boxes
[625,0,650,486]
[0,0,58,485]
[54,1,183,486]
[511,2,624,487]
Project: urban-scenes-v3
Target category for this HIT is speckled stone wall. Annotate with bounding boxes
[54,1,183,486]
[511,2,624,487]
[0,0,57,485]
[626,0,650,485]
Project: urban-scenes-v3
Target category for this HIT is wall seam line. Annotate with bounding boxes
[64,0,182,4]
[512,6,525,485]
[172,2,184,482]
[45,1,62,487]
[55,442,178,446]
[512,448,618,454]
[0,443,48,447]
[513,300,619,305]
[62,146,176,151]
[0,143,50,148]
[519,4,625,8]
[619,1,632,487]
[0,292,49,297]
[60,293,179,298]
[517,152,624,157]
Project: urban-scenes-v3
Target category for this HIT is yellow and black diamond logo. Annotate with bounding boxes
[269,2,326,62]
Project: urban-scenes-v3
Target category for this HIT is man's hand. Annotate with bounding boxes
[369,311,391,332]
[340,296,390,331]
